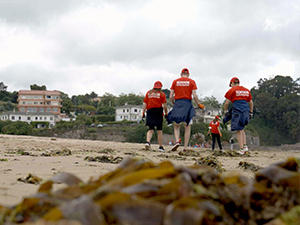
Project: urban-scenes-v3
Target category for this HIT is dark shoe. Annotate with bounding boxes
[171,142,180,151]
[158,146,165,152]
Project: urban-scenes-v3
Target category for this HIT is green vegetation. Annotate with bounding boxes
[250,75,300,145]
[1,121,33,135]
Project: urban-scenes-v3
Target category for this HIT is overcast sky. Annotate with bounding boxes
[0,0,299,101]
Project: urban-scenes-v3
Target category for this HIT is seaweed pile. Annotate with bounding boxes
[0,157,299,225]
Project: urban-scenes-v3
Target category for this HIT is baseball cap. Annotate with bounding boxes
[153,81,163,89]
[181,68,189,75]
[215,115,220,120]
[229,77,239,87]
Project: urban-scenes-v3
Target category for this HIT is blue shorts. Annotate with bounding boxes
[231,100,249,131]
[167,99,195,125]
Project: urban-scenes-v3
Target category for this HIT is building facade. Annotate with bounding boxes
[115,105,143,122]
[194,107,221,123]
[0,111,57,127]
[17,90,62,115]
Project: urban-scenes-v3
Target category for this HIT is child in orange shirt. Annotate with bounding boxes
[142,81,168,152]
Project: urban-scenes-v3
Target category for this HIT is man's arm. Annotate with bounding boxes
[142,103,147,117]
[192,90,205,109]
[170,90,175,104]
[249,100,253,112]
[162,103,168,115]
[224,99,231,112]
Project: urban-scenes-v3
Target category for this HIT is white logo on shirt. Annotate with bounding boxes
[236,90,249,97]
[176,81,190,86]
[148,93,160,98]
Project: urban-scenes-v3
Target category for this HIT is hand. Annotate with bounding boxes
[198,103,205,109]
[249,112,254,120]
[220,133,223,137]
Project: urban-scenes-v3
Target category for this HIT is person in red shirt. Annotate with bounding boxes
[142,81,168,152]
[224,77,254,154]
[208,116,223,151]
[167,68,205,151]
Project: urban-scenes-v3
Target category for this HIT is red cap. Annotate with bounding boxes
[181,68,189,75]
[153,81,162,89]
[229,77,239,87]
[215,115,220,120]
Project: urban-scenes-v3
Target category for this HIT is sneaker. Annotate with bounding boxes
[158,146,165,152]
[145,142,151,150]
[171,142,180,151]
[238,148,245,155]
[243,145,249,152]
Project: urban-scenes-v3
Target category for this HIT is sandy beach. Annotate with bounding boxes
[0,134,300,207]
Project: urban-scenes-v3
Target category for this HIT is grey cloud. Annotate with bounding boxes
[0,0,85,24]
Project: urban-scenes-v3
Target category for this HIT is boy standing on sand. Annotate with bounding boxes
[167,68,205,151]
[224,77,253,154]
[142,81,168,152]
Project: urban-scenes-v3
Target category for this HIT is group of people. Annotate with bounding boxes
[142,68,253,155]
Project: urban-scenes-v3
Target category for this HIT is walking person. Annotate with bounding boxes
[167,68,205,151]
[224,77,253,154]
[207,116,223,151]
[142,81,168,152]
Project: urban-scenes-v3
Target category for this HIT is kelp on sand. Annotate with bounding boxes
[0,157,299,225]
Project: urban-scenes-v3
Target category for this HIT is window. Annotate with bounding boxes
[134,109,137,112]
[40,108,44,112]
[20,108,25,112]
[123,109,125,113]
[19,116,21,120]
[44,117,47,120]
[120,116,122,119]
[50,117,53,120]
[11,116,15,120]
[27,117,31,120]
[35,117,38,120]
[34,102,38,105]
[52,108,58,112]
[47,108,51,112]
[40,117,42,120]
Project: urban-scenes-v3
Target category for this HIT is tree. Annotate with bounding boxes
[202,96,221,109]
[30,84,47,90]
[162,89,170,99]
[60,92,74,115]
[116,93,143,106]
[251,75,300,145]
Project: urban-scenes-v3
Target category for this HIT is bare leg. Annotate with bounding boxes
[146,130,154,143]
[236,130,243,149]
[173,123,180,142]
[184,124,191,149]
[241,130,246,146]
[171,123,181,151]
[157,130,163,146]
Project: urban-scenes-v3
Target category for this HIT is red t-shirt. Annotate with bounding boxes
[224,86,252,102]
[209,121,220,134]
[143,90,166,109]
[170,77,197,100]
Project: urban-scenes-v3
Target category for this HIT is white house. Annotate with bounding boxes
[0,111,58,128]
[115,105,143,122]
[194,107,221,123]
